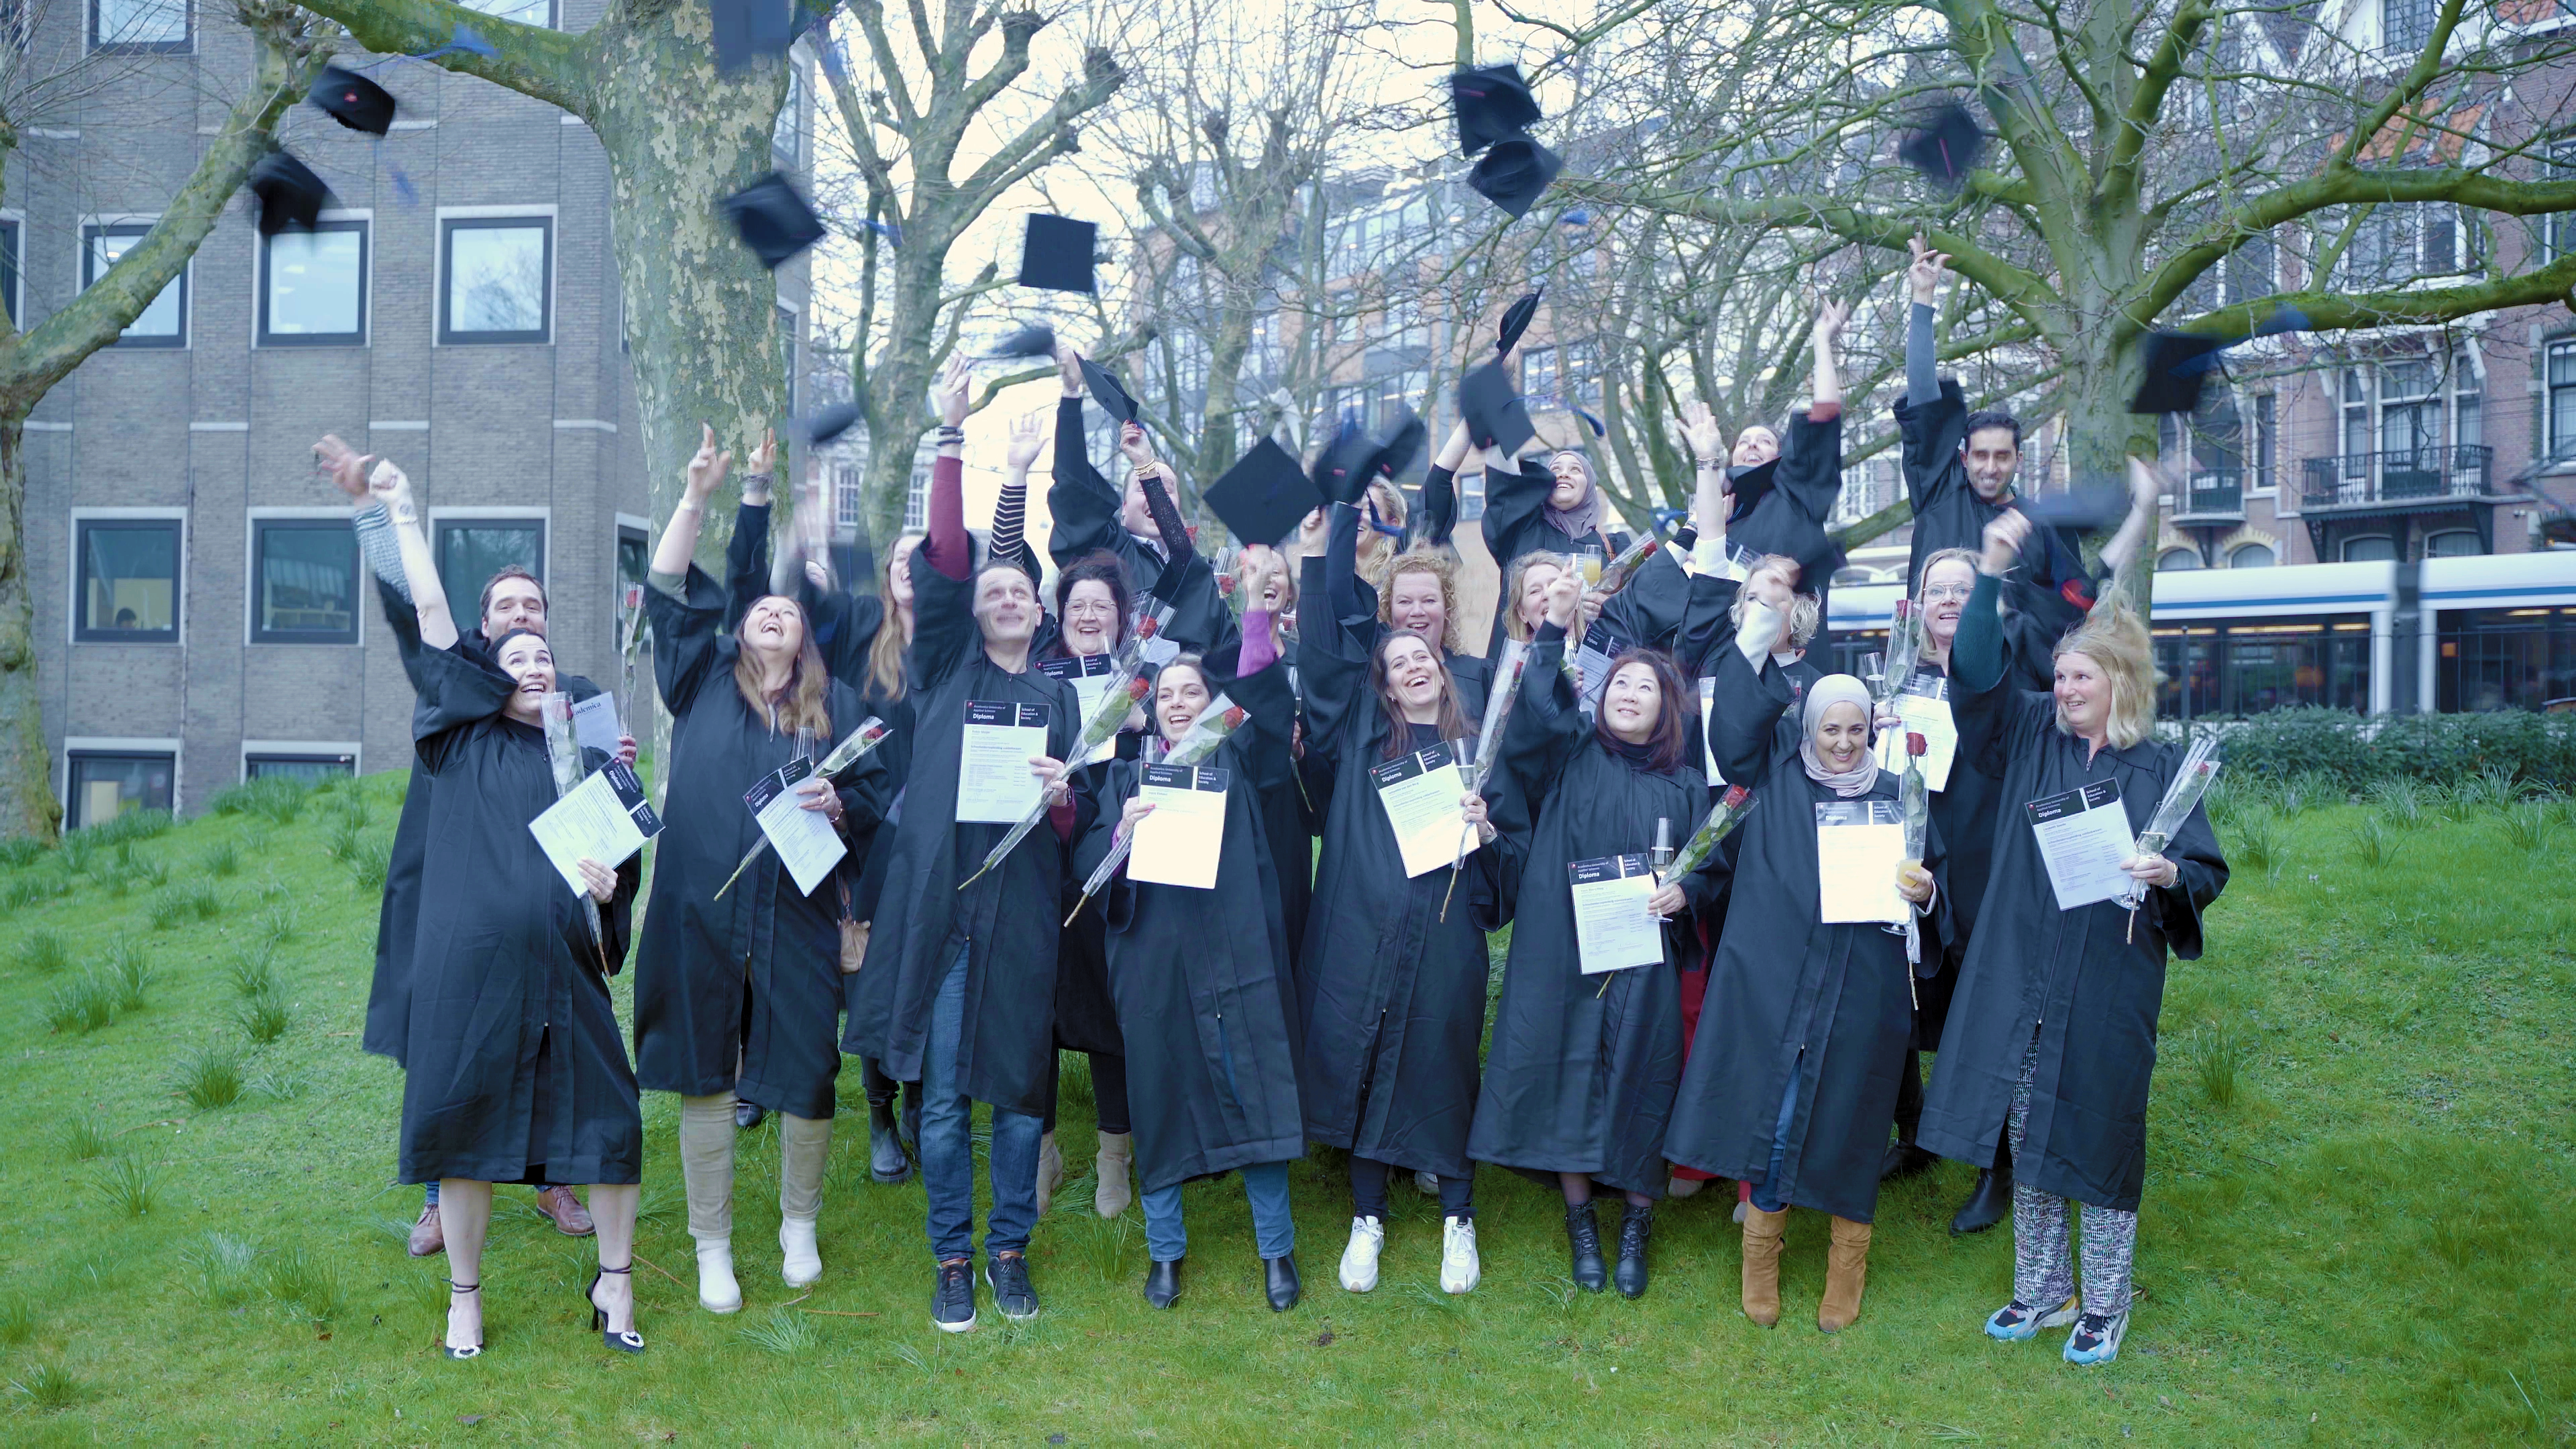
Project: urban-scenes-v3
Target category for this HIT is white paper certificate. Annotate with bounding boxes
[527,759,663,898]
[1815,799,1907,924]
[1130,763,1229,889]
[1698,676,1724,785]
[957,700,1052,824]
[1572,628,1635,715]
[1568,854,1663,975]
[746,757,847,897]
[1872,672,1957,791]
[570,692,623,757]
[2025,779,2137,910]
[1038,653,1121,765]
[1371,742,1477,878]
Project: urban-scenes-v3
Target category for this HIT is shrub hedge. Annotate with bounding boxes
[2182,708,2576,791]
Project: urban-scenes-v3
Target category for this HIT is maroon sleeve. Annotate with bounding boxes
[923,452,969,581]
[1239,610,1279,675]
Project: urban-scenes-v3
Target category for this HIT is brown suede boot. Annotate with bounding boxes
[1739,1205,1788,1327]
[1818,1215,1872,1332]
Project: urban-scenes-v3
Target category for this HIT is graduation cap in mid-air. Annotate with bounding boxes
[1497,290,1542,355]
[713,0,797,73]
[2012,483,2131,533]
[985,321,1058,360]
[250,150,333,236]
[2128,330,2230,415]
[1898,100,1985,191]
[722,171,826,270]
[1450,64,1542,158]
[1310,420,1376,505]
[796,400,863,447]
[1204,437,1325,547]
[1570,407,1607,440]
[309,64,396,136]
[1018,213,1098,294]
[1077,357,1139,425]
[1467,134,1564,220]
[1458,360,1538,455]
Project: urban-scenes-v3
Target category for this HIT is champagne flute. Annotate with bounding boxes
[1577,546,1604,588]
[1649,816,1675,923]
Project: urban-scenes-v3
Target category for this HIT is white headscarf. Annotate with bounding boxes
[1799,673,1879,798]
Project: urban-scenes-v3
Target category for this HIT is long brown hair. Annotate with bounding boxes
[1051,549,1132,657]
[734,598,835,739]
[866,534,919,704]
[1595,648,1690,773]
[1370,627,1469,759]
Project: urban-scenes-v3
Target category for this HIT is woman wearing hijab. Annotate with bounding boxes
[1472,431,1621,655]
[1664,594,1941,1334]
[1918,510,2228,1367]
[1468,571,1729,1299]
[370,457,646,1359]
[635,428,875,1314]
[1075,571,1306,1311]
[1295,525,1503,1298]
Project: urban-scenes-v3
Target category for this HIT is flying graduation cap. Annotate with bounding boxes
[1450,64,1542,158]
[1468,134,1564,219]
[1898,100,1985,191]
[986,321,1058,360]
[1204,437,1325,547]
[722,171,826,269]
[1077,357,1139,425]
[250,151,333,235]
[796,400,863,447]
[309,64,396,136]
[1018,214,1097,294]
[2128,330,2231,415]
[713,0,797,73]
[1458,360,1538,455]
[1497,290,1542,356]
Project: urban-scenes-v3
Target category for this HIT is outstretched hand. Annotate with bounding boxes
[1054,339,1084,397]
[1678,400,1725,464]
[746,428,778,477]
[934,354,971,429]
[1004,409,1045,472]
[685,424,733,502]
[1813,297,1850,347]
[1907,235,1950,305]
[1980,508,2033,576]
[315,434,374,500]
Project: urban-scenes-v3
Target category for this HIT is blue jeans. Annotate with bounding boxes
[1750,1051,1804,1214]
[921,946,1043,1262]
[1142,1162,1297,1263]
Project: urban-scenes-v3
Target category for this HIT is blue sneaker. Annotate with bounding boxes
[1984,1295,2079,1342]
[2063,1309,2129,1365]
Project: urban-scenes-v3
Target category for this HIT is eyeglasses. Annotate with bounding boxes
[1920,584,1973,602]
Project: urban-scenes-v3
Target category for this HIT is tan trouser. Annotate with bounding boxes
[679,1094,834,1241]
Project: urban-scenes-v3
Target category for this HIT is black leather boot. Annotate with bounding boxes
[1264,1254,1301,1311]
[1142,1258,1182,1309]
[868,1099,912,1185]
[1881,1141,1937,1182]
[1613,1203,1654,1299]
[1950,1143,2012,1235]
[1565,1203,1608,1292]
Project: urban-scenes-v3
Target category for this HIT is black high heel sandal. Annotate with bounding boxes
[443,1281,484,1359]
[587,1265,645,1354]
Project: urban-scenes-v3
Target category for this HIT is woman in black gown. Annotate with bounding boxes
[373,459,645,1360]
[1468,571,1729,1300]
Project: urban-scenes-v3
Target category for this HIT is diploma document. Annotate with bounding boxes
[746,757,847,897]
[1698,676,1724,785]
[1130,764,1229,889]
[570,692,624,757]
[957,701,1052,824]
[1568,854,1664,975]
[1037,654,1122,765]
[1572,629,1635,716]
[1370,742,1478,878]
[2025,779,2137,910]
[1872,672,1957,791]
[1815,798,1907,924]
[527,759,663,898]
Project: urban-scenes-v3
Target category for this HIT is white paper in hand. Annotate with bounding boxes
[957,700,1051,824]
[1568,853,1663,975]
[1371,742,1476,878]
[1815,798,1907,924]
[569,692,623,757]
[1698,676,1723,785]
[1573,628,1633,716]
[1038,654,1121,765]
[1129,764,1228,889]
[747,757,847,897]
[1872,672,1957,790]
[2025,779,2137,910]
[527,759,662,898]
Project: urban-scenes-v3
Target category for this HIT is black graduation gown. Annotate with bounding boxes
[1660,644,1944,1224]
[840,559,1091,1116]
[631,566,874,1120]
[1044,396,1240,660]
[796,574,917,924]
[1466,623,1727,1196]
[1479,458,1620,656]
[396,642,641,1185]
[1722,409,1844,617]
[1305,499,1491,722]
[1260,629,1320,969]
[1075,646,1305,1193]
[1291,615,1503,1178]
[1041,645,1142,1061]
[1917,579,2229,1213]
[1903,659,2000,1039]
[364,576,603,1066]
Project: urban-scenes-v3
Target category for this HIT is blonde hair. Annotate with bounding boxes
[1915,547,1982,600]
[1727,555,1822,648]
[1355,481,1407,574]
[865,533,920,704]
[1374,547,1461,653]
[1503,549,1570,643]
[2053,601,2157,749]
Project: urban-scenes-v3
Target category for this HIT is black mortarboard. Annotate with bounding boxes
[1205,437,1324,547]
[1898,101,1984,191]
[713,0,796,73]
[1311,421,1377,505]
[250,151,332,236]
[2012,484,2129,532]
[987,321,1057,359]
[1497,290,1541,355]
[309,64,394,137]
[797,400,863,447]
[1466,134,1563,220]
[1458,360,1537,455]
[1373,409,1428,482]
[722,171,825,270]
[1077,357,1138,425]
[1450,65,1541,158]
[1018,213,1097,293]
[2129,330,2228,415]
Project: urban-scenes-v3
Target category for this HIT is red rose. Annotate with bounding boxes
[1907,732,1927,757]
[1223,707,1248,728]
[1126,677,1151,701]
[1721,784,1752,809]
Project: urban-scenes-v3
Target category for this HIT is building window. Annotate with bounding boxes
[2424,529,2481,557]
[2247,392,2275,494]
[434,517,544,614]
[1458,468,1487,524]
[66,751,174,829]
[616,526,649,593]
[2548,140,2576,264]
[91,0,187,51]
[246,753,354,784]
[260,220,367,345]
[902,465,928,531]
[2227,543,2277,568]
[0,218,17,327]
[2155,616,2373,720]
[251,519,360,643]
[2548,341,2576,462]
[439,215,551,344]
[1562,339,1601,411]
[2382,0,2433,50]
[2341,535,2398,561]
[834,464,863,530]
[455,0,551,25]
[74,518,180,641]
[83,223,186,347]
[2156,547,2203,572]
[772,63,802,170]
[2437,606,2576,712]
[1523,345,1560,409]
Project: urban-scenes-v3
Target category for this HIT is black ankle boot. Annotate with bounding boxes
[868,1099,912,1185]
[1881,1140,1937,1182]
[1613,1203,1654,1299]
[1565,1203,1607,1292]
[1142,1258,1182,1309]
[1264,1254,1301,1312]
[1950,1148,2012,1236]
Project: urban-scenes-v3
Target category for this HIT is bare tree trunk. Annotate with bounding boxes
[0,423,47,839]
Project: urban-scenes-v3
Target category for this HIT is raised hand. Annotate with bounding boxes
[1296,506,1329,552]
[314,434,374,500]
[1678,400,1725,464]
[1118,420,1155,468]
[1980,508,2033,576]
[1907,235,1950,306]
[1054,339,1085,397]
[746,428,778,477]
[933,353,970,429]
[366,458,415,517]
[685,423,732,502]
[1544,569,1583,629]
[1813,297,1851,347]
[1005,409,1045,472]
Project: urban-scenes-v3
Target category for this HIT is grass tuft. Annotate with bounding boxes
[200,841,241,878]
[325,816,364,865]
[212,777,311,824]
[2227,812,2283,879]
[93,1157,158,1217]
[234,989,293,1046]
[2502,800,2553,853]
[262,1248,345,1325]
[258,902,297,947]
[2192,1022,2247,1108]
[182,1233,262,1309]
[60,1112,113,1163]
[150,883,224,931]
[735,1305,819,1355]
[0,835,45,871]
[351,840,391,895]
[14,928,70,975]
[104,941,154,1014]
[44,973,118,1034]
[84,808,174,847]
[0,1297,34,1345]
[9,1362,85,1411]
[174,1047,246,1111]
[2353,815,2403,869]
[2367,776,2426,826]
[223,943,278,999]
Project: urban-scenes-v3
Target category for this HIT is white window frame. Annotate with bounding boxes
[240,741,362,783]
[61,737,182,830]
[244,506,364,646]
[2546,339,2576,464]
[88,0,191,53]
[433,205,557,347]
[0,209,21,329]
[68,506,186,645]
[79,214,189,348]
[254,209,372,348]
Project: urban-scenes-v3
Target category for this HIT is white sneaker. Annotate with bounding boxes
[1439,1216,1481,1294]
[696,1237,744,1313]
[1413,1169,1441,1197]
[1338,1216,1385,1293]
[779,1214,822,1287]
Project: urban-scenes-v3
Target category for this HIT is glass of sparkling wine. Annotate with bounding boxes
[1577,547,1604,588]
[1649,816,1675,922]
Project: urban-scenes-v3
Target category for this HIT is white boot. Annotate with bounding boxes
[695,1236,743,1313]
[778,1214,822,1287]
[1338,1215,1385,1293]
[1440,1216,1481,1295]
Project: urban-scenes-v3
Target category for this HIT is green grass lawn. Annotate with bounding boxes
[1,772,2571,1444]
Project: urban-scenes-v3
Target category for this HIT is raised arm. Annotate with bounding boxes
[2096,455,2165,582]
[989,409,1044,580]
[1420,419,1472,549]
[1904,237,1944,407]
[651,424,730,580]
[363,458,455,652]
[1502,574,1591,800]
[1809,299,1847,419]
[1709,597,1799,784]
[724,431,777,628]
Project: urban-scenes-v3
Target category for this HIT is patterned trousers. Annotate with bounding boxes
[2008,1030,2138,1319]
